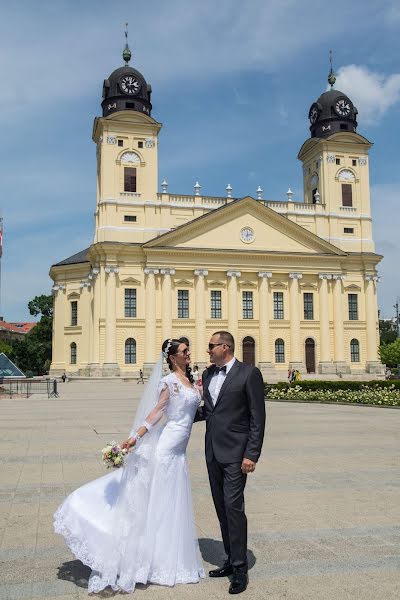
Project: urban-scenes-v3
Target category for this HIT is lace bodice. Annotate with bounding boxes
[144,373,201,431]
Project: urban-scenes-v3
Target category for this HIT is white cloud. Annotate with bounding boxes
[334,65,400,124]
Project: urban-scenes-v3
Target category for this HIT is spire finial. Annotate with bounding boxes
[328,49,336,88]
[122,22,132,65]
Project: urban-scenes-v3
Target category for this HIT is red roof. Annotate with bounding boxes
[0,321,37,334]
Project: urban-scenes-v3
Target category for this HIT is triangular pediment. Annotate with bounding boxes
[144,196,346,256]
[120,277,141,285]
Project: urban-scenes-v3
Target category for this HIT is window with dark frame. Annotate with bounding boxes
[70,342,77,364]
[348,294,358,320]
[350,338,360,362]
[344,227,354,234]
[242,291,254,319]
[275,339,285,363]
[273,292,284,319]
[210,290,222,319]
[125,289,137,318]
[138,141,143,148]
[71,301,78,326]
[178,290,189,318]
[303,293,314,320]
[124,167,137,192]
[352,159,357,166]
[336,158,341,165]
[118,139,124,147]
[342,183,353,207]
[125,338,136,364]
[124,215,137,222]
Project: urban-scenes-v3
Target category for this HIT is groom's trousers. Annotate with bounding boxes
[207,458,248,573]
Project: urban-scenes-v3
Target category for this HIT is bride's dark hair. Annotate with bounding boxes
[162,338,194,384]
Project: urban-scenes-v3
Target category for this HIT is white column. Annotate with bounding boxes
[79,281,91,367]
[288,272,303,367]
[144,268,159,371]
[89,268,100,368]
[258,272,272,363]
[365,275,380,366]
[318,274,335,373]
[194,269,208,366]
[103,266,119,373]
[50,284,66,372]
[227,271,241,344]
[160,268,175,342]
[332,274,348,371]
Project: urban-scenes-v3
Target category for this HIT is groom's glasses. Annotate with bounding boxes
[208,343,230,350]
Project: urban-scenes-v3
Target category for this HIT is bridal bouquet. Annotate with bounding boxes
[102,441,128,468]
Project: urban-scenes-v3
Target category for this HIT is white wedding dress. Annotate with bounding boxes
[54,373,205,593]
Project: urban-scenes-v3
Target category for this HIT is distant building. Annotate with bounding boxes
[0,320,36,342]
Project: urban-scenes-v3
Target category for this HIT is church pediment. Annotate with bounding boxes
[144,196,346,256]
[120,277,141,285]
[174,278,193,287]
[344,284,362,291]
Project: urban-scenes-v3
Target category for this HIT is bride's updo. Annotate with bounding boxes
[162,338,194,384]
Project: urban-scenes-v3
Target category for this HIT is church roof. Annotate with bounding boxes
[53,248,90,267]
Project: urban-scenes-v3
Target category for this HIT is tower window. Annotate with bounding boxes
[344,227,354,234]
[340,124,348,130]
[352,159,357,166]
[336,158,341,165]
[138,141,143,148]
[124,167,137,192]
[125,289,137,318]
[342,184,353,207]
[124,215,137,222]
[118,139,124,147]
[126,102,135,109]
[71,301,78,326]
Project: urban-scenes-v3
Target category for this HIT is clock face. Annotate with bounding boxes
[240,227,255,243]
[309,103,319,124]
[335,98,352,117]
[120,75,141,95]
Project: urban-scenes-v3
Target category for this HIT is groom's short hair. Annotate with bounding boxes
[213,331,235,353]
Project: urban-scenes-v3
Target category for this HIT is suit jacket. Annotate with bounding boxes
[195,359,266,464]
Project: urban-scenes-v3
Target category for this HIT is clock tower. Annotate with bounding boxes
[92,38,162,244]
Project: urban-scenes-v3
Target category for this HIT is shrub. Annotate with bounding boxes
[265,383,400,407]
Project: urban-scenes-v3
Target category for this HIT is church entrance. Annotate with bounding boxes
[242,336,255,366]
[305,338,316,373]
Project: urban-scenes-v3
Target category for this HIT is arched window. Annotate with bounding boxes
[350,339,360,362]
[125,338,136,364]
[275,338,285,363]
[70,342,77,365]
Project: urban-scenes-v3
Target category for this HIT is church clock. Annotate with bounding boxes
[120,75,141,95]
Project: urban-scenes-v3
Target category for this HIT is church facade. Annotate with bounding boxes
[49,46,384,380]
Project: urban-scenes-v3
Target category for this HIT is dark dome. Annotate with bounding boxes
[101,63,152,118]
[308,88,358,138]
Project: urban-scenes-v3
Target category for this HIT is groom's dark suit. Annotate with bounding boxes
[197,359,266,572]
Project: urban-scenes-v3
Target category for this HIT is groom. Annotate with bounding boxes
[198,330,266,594]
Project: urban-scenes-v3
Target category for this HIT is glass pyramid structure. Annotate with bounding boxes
[0,353,25,378]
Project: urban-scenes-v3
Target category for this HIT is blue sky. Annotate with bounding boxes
[1,0,399,321]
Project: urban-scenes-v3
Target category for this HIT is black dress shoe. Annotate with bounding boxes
[229,572,249,594]
[209,563,233,577]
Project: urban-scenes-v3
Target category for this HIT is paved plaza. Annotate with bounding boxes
[0,380,399,600]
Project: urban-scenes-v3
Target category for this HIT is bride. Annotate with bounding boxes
[54,338,205,593]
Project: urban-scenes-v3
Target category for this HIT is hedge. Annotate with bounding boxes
[265,379,400,395]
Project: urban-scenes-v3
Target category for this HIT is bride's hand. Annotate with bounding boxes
[121,437,136,450]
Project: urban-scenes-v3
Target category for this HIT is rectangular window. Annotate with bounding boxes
[125,289,137,318]
[178,290,189,318]
[124,167,137,192]
[352,159,357,166]
[124,215,137,222]
[273,292,284,319]
[344,227,354,234]
[138,141,143,148]
[342,183,353,207]
[303,293,314,320]
[242,291,253,319]
[71,301,78,326]
[118,139,124,147]
[336,158,341,165]
[210,290,222,319]
[348,294,358,320]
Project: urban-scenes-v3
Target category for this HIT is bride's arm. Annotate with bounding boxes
[121,385,170,449]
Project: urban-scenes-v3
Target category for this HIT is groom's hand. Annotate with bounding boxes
[241,458,256,474]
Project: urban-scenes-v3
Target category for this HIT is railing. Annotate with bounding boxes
[0,378,59,398]
[120,192,141,199]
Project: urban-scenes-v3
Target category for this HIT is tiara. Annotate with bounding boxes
[162,339,173,358]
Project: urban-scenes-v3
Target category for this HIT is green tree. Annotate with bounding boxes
[379,320,397,345]
[379,339,400,368]
[0,339,13,356]
[11,294,53,375]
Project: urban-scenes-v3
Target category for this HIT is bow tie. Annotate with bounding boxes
[215,365,227,374]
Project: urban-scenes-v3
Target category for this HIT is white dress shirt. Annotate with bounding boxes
[208,356,237,406]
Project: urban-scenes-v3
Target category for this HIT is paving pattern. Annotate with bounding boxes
[0,380,399,599]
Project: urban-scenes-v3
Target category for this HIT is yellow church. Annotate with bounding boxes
[49,43,384,381]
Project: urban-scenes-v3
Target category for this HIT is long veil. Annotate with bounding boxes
[88,353,167,592]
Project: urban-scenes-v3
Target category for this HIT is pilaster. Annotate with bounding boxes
[194,269,208,369]
[332,274,350,374]
[143,267,159,374]
[50,284,66,374]
[227,271,241,345]
[103,265,120,376]
[288,273,306,372]
[365,275,384,375]
[318,274,335,374]
[257,272,276,380]
[160,268,175,342]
